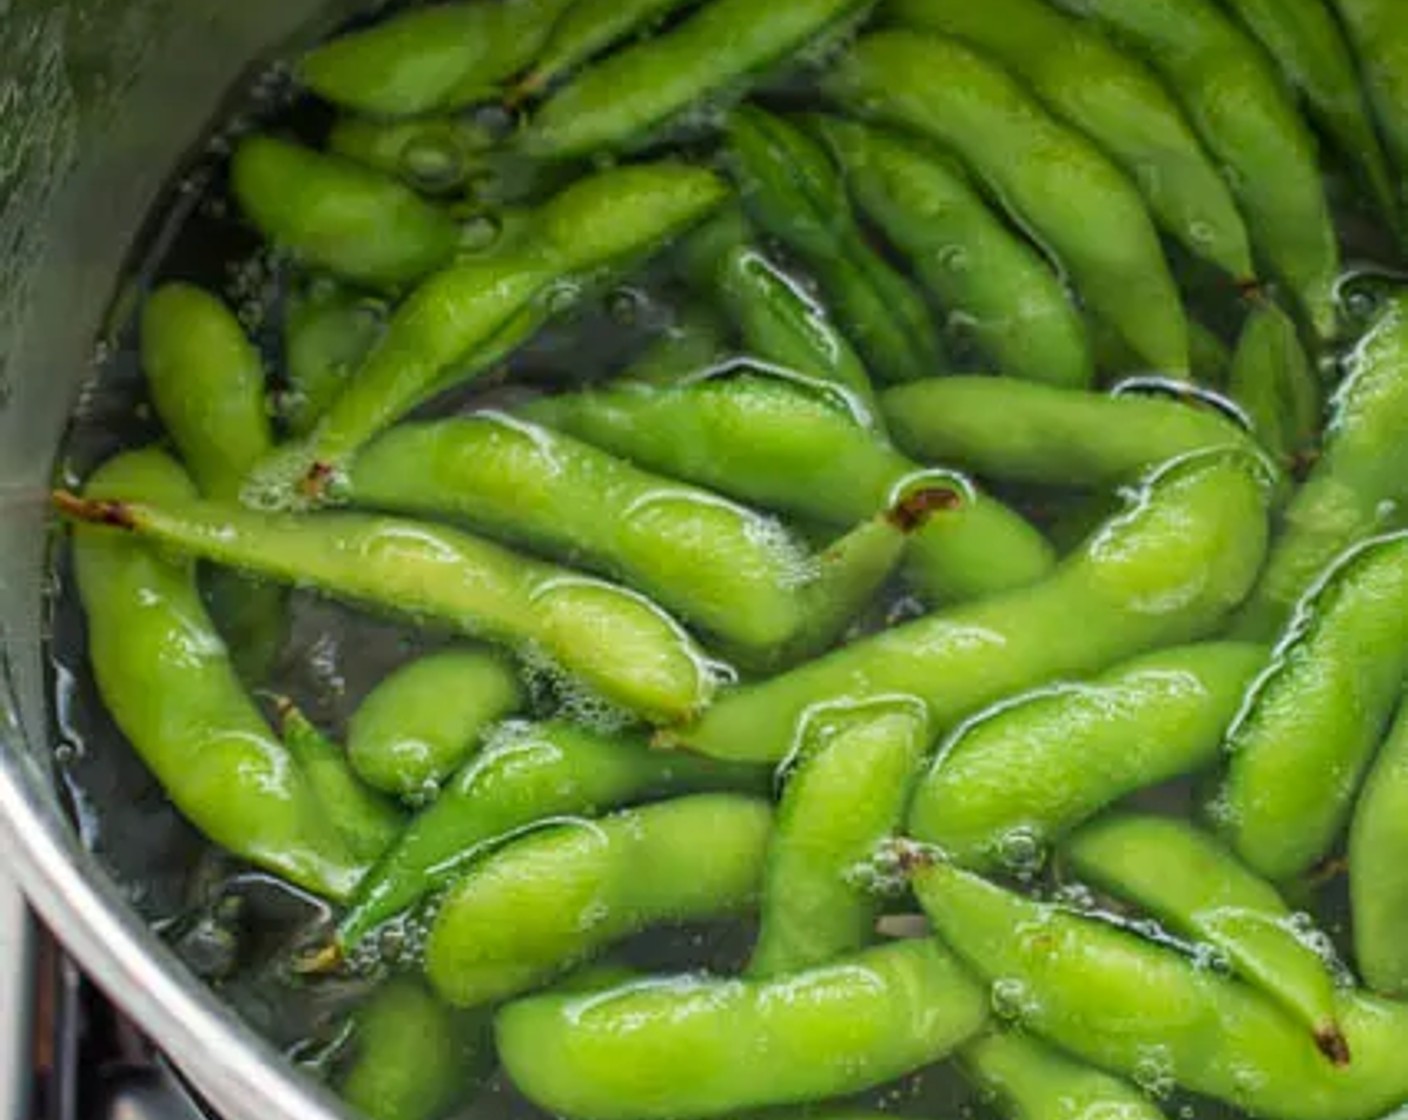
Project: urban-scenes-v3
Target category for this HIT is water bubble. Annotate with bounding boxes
[989,977,1036,1023]
[607,288,645,326]
[1131,1045,1175,1098]
[996,826,1045,879]
[400,136,466,192]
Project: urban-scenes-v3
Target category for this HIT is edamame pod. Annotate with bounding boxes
[299,0,575,117]
[881,377,1256,488]
[276,700,404,864]
[495,939,990,1120]
[326,114,496,195]
[247,161,728,499]
[1065,813,1348,1062]
[518,0,871,159]
[825,31,1189,375]
[725,106,946,385]
[345,414,815,649]
[621,303,730,386]
[1234,294,1408,638]
[1216,531,1408,881]
[749,700,929,977]
[515,0,696,98]
[908,642,1267,870]
[809,116,1094,389]
[231,137,460,290]
[1227,299,1320,462]
[1349,691,1408,996]
[141,283,285,681]
[1329,0,1408,195]
[960,1031,1166,1120]
[337,720,765,950]
[522,368,1058,605]
[671,448,1271,762]
[883,0,1255,283]
[348,650,522,801]
[338,978,489,1120]
[52,488,716,725]
[281,281,385,439]
[68,450,365,899]
[1219,0,1398,232]
[912,858,1408,1120]
[1050,0,1340,339]
[424,794,772,1007]
[1089,314,1232,386]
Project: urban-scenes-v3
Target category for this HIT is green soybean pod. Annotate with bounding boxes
[1234,295,1408,638]
[515,0,697,98]
[1050,0,1340,340]
[276,700,405,864]
[1216,531,1408,883]
[883,0,1255,283]
[345,415,812,650]
[52,489,716,726]
[620,303,731,386]
[247,161,728,500]
[281,281,385,439]
[338,977,489,1120]
[960,1031,1167,1120]
[1219,0,1398,232]
[1227,298,1321,462]
[423,795,772,1007]
[348,649,523,801]
[231,137,459,291]
[749,700,929,977]
[881,377,1257,488]
[1065,813,1349,1063]
[1330,0,1408,190]
[67,450,365,899]
[495,939,990,1120]
[912,859,1408,1120]
[520,368,1059,605]
[141,283,285,681]
[336,720,766,951]
[326,114,496,195]
[518,0,871,159]
[1349,692,1408,997]
[825,30,1189,376]
[725,105,946,386]
[1089,313,1232,386]
[299,0,575,117]
[908,642,1266,871]
[670,448,1271,763]
[809,116,1094,389]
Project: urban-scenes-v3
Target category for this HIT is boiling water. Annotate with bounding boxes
[41,3,1387,1119]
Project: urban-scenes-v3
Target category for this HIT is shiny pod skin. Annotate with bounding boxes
[67,450,365,899]
[1216,531,1408,882]
[914,859,1408,1120]
[424,794,771,1007]
[825,30,1189,376]
[672,448,1271,762]
[495,938,990,1120]
[347,649,523,800]
[1350,691,1408,997]
[1331,0,1408,190]
[908,642,1266,869]
[52,486,717,725]
[337,720,766,950]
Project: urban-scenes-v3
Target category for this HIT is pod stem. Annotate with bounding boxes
[886,486,963,533]
[51,491,137,530]
[1314,1023,1351,1067]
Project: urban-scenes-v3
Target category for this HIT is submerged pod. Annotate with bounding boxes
[826,30,1189,375]
[52,487,715,725]
[810,115,1094,389]
[1065,813,1348,1062]
[1350,690,1408,997]
[1217,531,1408,881]
[495,939,990,1120]
[913,859,1408,1120]
[881,377,1255,487]
[68,450,365,899]
[282,281,386,439]
[424,795,772,1006]
[1228,299,1321,462]
[883,0,1255,282]
[908,642,1266,869]
[337,720,765,950]
[516,0,698,96]
[672,449,1271,762]
[347,649,523,799]
[749,700,930,977]
[231,137,460,290]
[1331,0,1408,192]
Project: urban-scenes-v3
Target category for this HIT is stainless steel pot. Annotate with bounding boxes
[0,5,365,1119]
